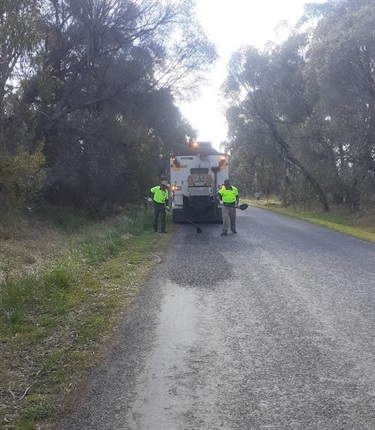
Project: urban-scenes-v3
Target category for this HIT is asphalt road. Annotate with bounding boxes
[60,207,375,430]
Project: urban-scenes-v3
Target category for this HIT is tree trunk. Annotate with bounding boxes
[249,97,330,211]
[268,121,330,211]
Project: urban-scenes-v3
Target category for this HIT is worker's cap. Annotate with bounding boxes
[224,179,230,184]
[161,181,170,187]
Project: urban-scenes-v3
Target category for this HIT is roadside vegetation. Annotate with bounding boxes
[225,0,375,214]
[246,197,375,243]
[0,206,174,430]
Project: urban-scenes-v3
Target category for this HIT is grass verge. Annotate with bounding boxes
[246,198,375,243]
[0,206,175,430]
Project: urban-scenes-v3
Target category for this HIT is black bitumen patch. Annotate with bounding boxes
[169,232,232,288]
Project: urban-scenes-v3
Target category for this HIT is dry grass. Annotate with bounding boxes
[0,222,69,282]
[0,209,137,282]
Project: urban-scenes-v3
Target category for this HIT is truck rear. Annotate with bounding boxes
[170,141,228,223]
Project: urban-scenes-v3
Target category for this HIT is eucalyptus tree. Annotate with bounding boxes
[304,0,375,210]
[19,0,216,211]
[26,0,215,126]
[0,0,40,110]
[224,37,330,210]
[225,105,284,198]
[0,0,46,233]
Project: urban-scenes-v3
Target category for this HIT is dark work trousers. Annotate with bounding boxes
[153,202,166,232]
[222,204,236,233]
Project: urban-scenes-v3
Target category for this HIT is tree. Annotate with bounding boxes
[304,0,375,210]
[224,41,330,211]
[15,0,216,213]
[224,105,284,198]
[0,0,46,234]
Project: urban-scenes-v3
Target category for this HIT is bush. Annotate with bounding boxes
[0,144,45,238]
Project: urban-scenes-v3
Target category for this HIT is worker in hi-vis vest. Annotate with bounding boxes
[150,181,170,233]
[217,179,239,236]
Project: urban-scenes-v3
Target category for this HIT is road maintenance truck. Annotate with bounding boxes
[170,140,229,223]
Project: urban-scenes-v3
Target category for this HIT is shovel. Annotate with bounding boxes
[238,203,248,211]
[182,217,203,234]
[163,205,202,233]
[218,203,249,211]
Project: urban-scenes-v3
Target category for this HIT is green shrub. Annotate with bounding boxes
[0,144,45,238]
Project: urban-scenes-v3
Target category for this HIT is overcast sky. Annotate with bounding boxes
[179,0,326,149]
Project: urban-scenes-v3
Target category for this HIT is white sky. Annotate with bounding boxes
[179,0,326,150]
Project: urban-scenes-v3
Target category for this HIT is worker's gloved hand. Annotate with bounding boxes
[166,206,171,211]
[147,197,153,202]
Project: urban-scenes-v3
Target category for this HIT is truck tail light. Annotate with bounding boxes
[219,157,227,168]
[172,157,180,168]
[171,185,181,191]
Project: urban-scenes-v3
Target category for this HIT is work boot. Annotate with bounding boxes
[161,230,168,233]
[221,232,227,236]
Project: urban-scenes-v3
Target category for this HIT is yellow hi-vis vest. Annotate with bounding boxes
[218,186,238,204]
[151,186,169,204]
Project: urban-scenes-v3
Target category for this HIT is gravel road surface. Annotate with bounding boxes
[60,207,375,430]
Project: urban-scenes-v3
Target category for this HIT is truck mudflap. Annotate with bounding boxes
[172,205,222,224]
